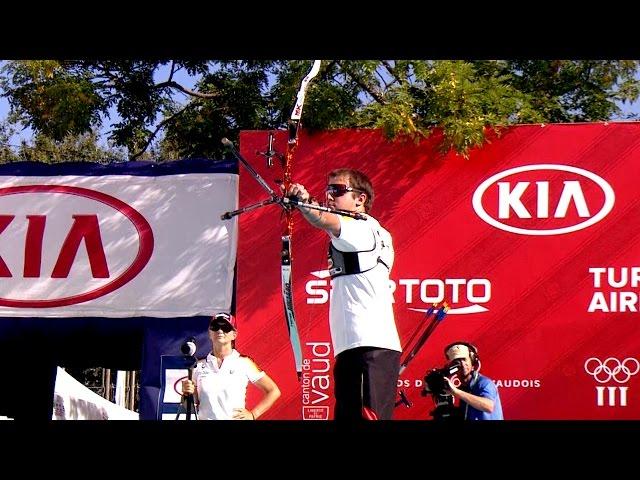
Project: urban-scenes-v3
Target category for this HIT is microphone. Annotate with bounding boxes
[180,337,197,421]
[181,337,197,357]
[221,137,233,148]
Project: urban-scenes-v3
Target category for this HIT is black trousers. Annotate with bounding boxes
[333,346,401,420]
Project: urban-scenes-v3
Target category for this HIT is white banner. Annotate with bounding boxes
[52,367,138,420]
[0,173,238,317]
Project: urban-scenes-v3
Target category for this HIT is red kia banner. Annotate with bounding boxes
[236,124,640,420]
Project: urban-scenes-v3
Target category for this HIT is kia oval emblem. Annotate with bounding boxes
[0,185,154,307]
[472,164,615,236]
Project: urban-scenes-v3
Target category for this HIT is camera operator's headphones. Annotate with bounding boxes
[444,341,480,370]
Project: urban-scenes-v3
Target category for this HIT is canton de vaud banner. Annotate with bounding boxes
[236,123,640,420]
[0,160,238,318]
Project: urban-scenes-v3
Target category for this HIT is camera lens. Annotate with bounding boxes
[424,369,447,396]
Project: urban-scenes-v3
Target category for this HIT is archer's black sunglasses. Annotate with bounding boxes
[326,183,364,197]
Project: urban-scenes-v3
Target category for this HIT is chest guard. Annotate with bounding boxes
[328,227,392,278]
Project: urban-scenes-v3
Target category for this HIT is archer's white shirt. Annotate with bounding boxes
[329,214,402,357]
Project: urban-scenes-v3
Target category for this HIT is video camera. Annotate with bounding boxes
[420,359,463,420]
[422,359,462,396]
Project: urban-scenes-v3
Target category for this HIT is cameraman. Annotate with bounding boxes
[442,342,503,420]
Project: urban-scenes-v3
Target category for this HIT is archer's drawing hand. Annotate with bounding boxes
[285,183,311,204]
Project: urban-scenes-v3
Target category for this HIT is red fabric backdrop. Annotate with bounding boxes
[236,124,640,419]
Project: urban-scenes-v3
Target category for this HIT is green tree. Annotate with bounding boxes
[0,120,19,163]
[13,131,126,163]
[2,60,639,161]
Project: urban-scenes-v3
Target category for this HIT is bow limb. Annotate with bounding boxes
[281,60,321,381]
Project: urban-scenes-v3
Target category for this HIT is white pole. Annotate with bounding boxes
[114,370,127,407]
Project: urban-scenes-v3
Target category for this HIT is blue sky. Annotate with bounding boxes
[1,61,639,150]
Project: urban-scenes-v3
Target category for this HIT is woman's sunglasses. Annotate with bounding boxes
[209,322,234,333]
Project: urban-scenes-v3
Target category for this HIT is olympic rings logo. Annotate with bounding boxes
[584,357,640,384]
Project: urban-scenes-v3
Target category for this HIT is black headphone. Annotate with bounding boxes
[444,341,480,369]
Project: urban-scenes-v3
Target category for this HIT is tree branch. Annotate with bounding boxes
[154,80,219,99]
[381,60,403,86]
[375,69,394,89]
[130,105,191,160]
[339,62,387,105]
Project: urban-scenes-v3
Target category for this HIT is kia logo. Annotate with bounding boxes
[0,185,154,307]
[472,164,615,236]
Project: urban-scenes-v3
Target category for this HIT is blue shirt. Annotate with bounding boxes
[461,373,503,420]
